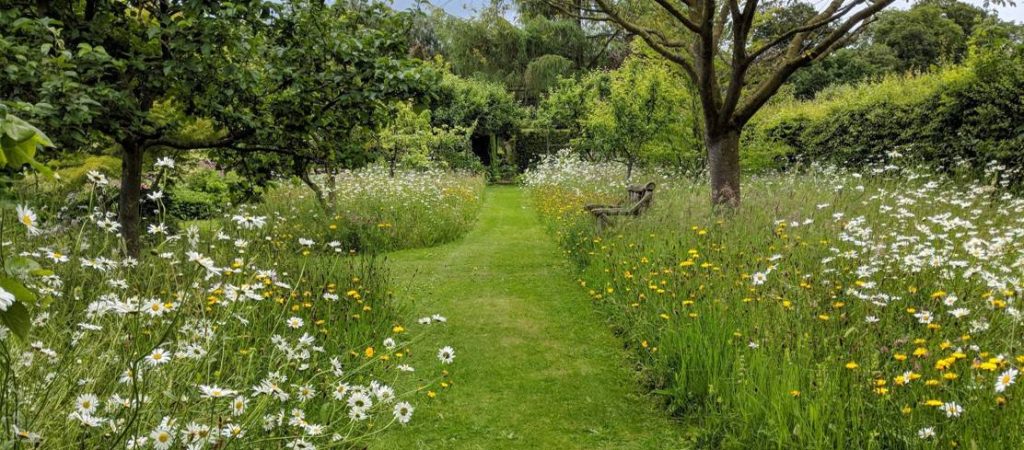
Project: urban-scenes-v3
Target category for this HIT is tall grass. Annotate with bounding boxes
[0,164,474,448]
[528,152,1024,449]
[266,165,485,253]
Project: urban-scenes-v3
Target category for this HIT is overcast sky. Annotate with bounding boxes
[389,0,1022,23]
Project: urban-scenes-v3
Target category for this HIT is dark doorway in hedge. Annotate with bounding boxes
[471,135,492,166]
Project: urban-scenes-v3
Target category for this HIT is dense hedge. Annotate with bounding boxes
[744,44,1024,180]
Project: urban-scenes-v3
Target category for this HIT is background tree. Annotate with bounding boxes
[1,0,434,255]
[548,0,940,207]
[0,0,280,256]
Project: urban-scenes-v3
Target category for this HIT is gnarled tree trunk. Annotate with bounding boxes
[119,140,144,257]
[707,128,741,208]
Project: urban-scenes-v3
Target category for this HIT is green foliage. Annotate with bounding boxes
[430,73,525,139]
[524,54,576,102]
[523,17,589,64]
[539,43,703,175]
[780,0,1001,98]
[872,5,969,72]
[788,45,901,100]
[169,169,253,220]
[746,41,1024,178]
[0,106,54,176]
[378,102,475,172]
[437,8,528,86]
[51,155,121,190]
[428,6,623,100]
[0,112,51,347]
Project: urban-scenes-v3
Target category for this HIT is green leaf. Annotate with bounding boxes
[0,277,36,305]
[29,269,54,277]
[1,114,40,142]
[0,301,30,341]
[7,256,41,277]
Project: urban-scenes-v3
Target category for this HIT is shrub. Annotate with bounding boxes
[745,43,1024,181]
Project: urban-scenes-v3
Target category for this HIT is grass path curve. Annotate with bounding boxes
[374,187,685,449]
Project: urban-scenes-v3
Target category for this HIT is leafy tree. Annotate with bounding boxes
[788,45,900,99]
[549,0,918,207]
[430,73,525,143]
[579,55,697,179]
[212,0,438,206]
[0,1,434,255]
[0,1,274,255]
[524,54,576,101]
[377,102,474,176]
[871,5,968,71]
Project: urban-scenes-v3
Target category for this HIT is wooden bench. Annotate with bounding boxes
[584,182,655,229]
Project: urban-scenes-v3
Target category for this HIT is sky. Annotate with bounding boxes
[388,0,1023,23]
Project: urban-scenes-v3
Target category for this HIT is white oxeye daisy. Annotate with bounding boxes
[751,272,767,286]
[383,338,396,349]
[149,426,174,450]
[917,427,935,439]
[941,402,963,418]
[437,346,455,364]
[146,348,170,366]
[347,392,373,412]
[0,287,15,312]
[996,368,1018,393]
[75,393,99,415]
[147,223,168,235]
[286,317,304,329]
[393,401,414,424]
[154,157,175,169]
[231,396,248,416]
[16,205,39,235]
[199,384,238,398]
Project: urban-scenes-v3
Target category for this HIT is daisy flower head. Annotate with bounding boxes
[154,157,175,169]
[347,391,373,412]
[75,393,99,415]
[751,271,767,286]
[149,426,174,450]
[286,317,304,329]
[231,396,248,416]
[393,401,414,424]
[941,402,963,418]
[996,368,1018,393]
[199,384,238,399]
[16,205,40,235]
[146,348,170,366]
[437,346,455,364]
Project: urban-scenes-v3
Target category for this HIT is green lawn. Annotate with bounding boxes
[374,186,686,449]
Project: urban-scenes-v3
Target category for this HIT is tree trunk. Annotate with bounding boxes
[706,128,741,208]
[118,141,144,257]
[299,168,326,208]
[327,167,337,204]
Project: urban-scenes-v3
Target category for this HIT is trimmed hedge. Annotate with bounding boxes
[744,45,1024,180]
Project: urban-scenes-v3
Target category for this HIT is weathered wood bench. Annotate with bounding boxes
[584,182,655,229]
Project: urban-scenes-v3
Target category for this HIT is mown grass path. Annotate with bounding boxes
[374,186,685,449]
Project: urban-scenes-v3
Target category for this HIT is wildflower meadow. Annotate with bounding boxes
[3,0,1024,449]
